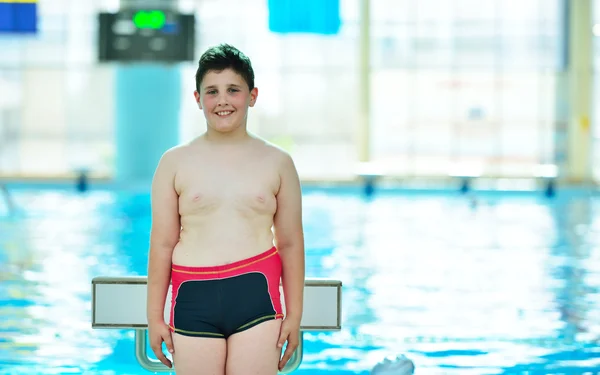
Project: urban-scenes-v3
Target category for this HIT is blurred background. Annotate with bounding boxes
[2,0,600,374]
[2,0,599,183]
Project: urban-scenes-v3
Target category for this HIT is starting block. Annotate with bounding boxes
[91,276,342,373]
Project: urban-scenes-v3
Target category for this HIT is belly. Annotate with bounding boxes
[172,212,275,266]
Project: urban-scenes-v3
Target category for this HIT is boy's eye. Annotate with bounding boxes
[207,90,217,95]
[228,88,239,93]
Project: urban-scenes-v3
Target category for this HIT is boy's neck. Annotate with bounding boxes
[204,126,251,144]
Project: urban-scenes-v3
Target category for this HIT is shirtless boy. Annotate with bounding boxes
[146,44,305,375]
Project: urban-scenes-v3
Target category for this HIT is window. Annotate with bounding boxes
[0,0,579,181]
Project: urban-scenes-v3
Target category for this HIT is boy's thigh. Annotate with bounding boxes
[225,319,282,375]
[172,333,227,375]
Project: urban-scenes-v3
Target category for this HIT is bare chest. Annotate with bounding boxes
[176,165,278,216]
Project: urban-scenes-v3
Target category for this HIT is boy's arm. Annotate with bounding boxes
[147,150,181,324]
[273,152,305,322]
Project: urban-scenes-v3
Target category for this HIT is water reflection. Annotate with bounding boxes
[307,191,600,373]
[2,189,600,374]
[0,191,131,373]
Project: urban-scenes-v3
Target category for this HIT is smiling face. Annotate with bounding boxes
[194,68,258,135]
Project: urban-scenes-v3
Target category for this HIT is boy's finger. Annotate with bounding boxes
[277,330,288,348]
[154,350,172,368]
[278,345,294,370]
[164,333,174,353]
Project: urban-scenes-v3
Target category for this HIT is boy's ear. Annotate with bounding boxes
[249,87,258,107]
[194,90,202,109]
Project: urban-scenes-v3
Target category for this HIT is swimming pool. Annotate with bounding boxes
[2,184,600,374]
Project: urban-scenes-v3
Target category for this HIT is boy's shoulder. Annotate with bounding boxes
[253,135,293,162]
[157,140,199,171]
[162,138,201,158]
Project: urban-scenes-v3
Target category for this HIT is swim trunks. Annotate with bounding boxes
[169,246,284,338]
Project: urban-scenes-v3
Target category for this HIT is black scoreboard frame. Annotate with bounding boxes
[98,10,195,63]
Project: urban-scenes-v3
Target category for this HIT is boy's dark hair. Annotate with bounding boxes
[195,44,255,92]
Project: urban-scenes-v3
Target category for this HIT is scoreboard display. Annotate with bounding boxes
[98,9,195,63]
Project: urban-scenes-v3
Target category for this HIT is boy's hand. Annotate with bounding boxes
[148,320,174,368]
[277,317,301,371]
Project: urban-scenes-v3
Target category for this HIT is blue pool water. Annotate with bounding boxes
[2,185,600,374]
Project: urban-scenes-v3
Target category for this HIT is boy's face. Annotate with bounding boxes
[194,68,258,133]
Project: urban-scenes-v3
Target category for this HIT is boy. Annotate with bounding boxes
[146,44,305,375]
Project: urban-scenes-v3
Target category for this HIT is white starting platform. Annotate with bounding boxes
[91,277,342,374]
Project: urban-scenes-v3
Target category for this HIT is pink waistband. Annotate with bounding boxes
[171,246,278,274]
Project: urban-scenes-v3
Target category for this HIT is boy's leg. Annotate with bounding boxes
[172,333,227,375]
[225,320,282,375]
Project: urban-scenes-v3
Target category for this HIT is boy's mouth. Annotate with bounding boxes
[216,110,233,117]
